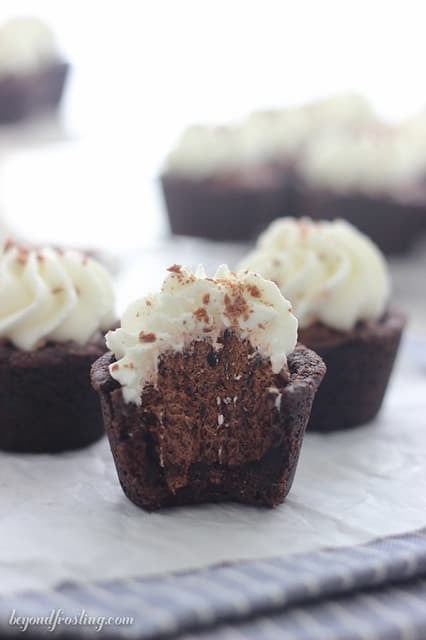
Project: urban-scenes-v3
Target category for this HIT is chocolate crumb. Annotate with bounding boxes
[167,264,182,274]
[4,238,15,252]
[139,331,157,343]
[16,248,30,265]
[111,363,119,371]
[224,291,250,323]
[194,307,209,323]
[202,293,210,304]
[247,284,261,298]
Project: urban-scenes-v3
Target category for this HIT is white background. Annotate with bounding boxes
[1,0,426,251]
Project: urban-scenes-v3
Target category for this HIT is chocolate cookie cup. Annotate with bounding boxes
[161,96,426,253]
[92,265,325,510]
[0,243,115,453]
[291,187,426,255]
[0,334,107,453]
[299,312,405,431]
[161,168,289,242]
[0,17,69,122]
[0,60,69,123]
[240,217,405,431]
[92,337,325,510]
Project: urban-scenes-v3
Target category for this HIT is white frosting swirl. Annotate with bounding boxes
[0,17,59,75]
[390,117,426,186]
[239,218,390,331]
[303,93,375,129]
[0,243,115,350]
[299,127,426,195]
[241,107,311,162]
[165,94,376,176]
[107,264,298,405]
[166,125,251,177]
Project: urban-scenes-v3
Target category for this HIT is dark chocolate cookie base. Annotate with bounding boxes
[161,168,426,253]
[0,332,106,453]
[92,338,325,510]
[0,60,69,123]
[299,310,405,432]
[293,184,426,254]
[160,169,292,242]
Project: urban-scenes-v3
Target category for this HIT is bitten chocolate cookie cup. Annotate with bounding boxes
[91,335,326,511]
[0,61,69,123]
[0,333,107,453]
[160,169,291,242]
[299,310,406,432]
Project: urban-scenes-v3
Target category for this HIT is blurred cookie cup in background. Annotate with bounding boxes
[0,241,115,453]
[0,16,69,123]
[240,217,406,431]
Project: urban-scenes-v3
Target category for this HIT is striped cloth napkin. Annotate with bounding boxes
[2,527,426,639]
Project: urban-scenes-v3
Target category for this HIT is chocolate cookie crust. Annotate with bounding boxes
[161,168,426,254]
[292,184,426,254]
[299,310,405,432]
[0,332,107,453]
[92,333,326,510]
[160,167,290,242]
[0,61,69,122]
